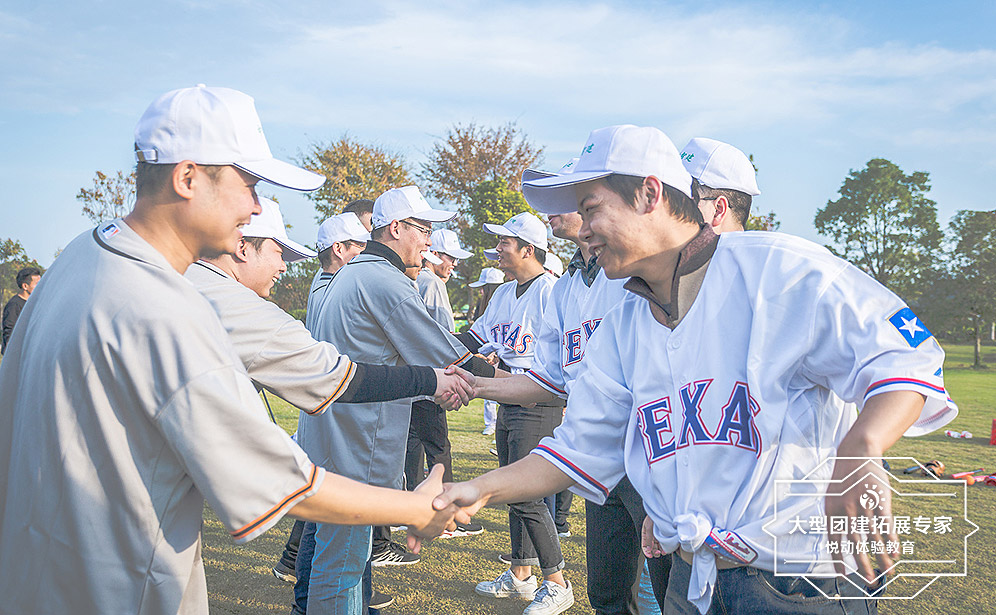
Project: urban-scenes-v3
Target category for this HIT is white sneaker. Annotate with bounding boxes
[475,569,537,599]
[482,425,496,435]
[523,580,574,615]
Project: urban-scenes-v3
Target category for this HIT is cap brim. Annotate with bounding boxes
[235,158,326,191]
[483,222,516,236]
[484,249,498,261]
[468,280,487,287]
[442,247,472,260]
[412,208,457,223]
[422,251,443,265]
[274,237,318,262]
[522,168,555,183]
[521,171,612,214]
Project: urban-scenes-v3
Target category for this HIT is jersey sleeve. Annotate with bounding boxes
[532,309,631,504]
[800,263,957,436]
[526,284,568,398]
[156,365,324,544]
[247,301,356,416]
[381,294,473,369]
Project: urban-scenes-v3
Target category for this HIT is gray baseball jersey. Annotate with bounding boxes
[416,267,455,332]
[301,247,472,488]
[306,268,334,333]
[0,220,322,615]
[185,260,356,414]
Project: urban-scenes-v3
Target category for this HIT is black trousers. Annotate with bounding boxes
[585,476,670,614]
[404,399,453,488]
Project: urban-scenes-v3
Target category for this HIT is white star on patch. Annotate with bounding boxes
[898,317,923,338]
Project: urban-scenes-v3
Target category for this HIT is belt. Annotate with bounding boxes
[677,548,745,570]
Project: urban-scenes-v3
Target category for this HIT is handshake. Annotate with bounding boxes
[404,464,488,553]
[429,364,481,411]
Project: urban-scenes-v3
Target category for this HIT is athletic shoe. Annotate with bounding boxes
[369,590,394,610]
[557,530,571,538]
[498,553,512,565]
[439,521,485,538]
[482,425,496,435]
[370,542,420,567]
[475,569,538,599]
[489,448,499,457]
[389,525,407,531]
[271,562,296,584]
[523,580,574,615]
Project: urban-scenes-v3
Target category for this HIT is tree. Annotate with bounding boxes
[945,209,996,367]
[814,158,941,303]
[297,135,411,222]
[0,238,42,307]
[269,259,320,321]
[77,169,136,224]
[745,211,780,231]
[420,122,544,208]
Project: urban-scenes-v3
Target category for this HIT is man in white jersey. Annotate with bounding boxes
[433,125,957,615]
[454,212,575,615]
[306,211,371,331]
[0,85,464,615]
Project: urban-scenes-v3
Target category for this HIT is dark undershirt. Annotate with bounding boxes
[336,363,436,403]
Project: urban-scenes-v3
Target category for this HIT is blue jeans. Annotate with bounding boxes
[292,522,316,615]
[308,523,371,615]
[664,552,880,615]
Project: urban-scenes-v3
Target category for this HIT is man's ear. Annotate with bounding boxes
[711,195,730,227]
[171,161,199,200]
[639,176,665,215]
[233,238,250,263]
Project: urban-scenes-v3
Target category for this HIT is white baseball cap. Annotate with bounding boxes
[521,157,579,184]
[680,138,760,196]
[371,186,456,229]
[134,85,325,191]
[483,212,549,251]
[241,198,317,262]
[544,252,564,276]
[316,212,371,252]
[522,125,693,214]
[469,267,506,287]
[429,228,473,260]
[483,248,498,260]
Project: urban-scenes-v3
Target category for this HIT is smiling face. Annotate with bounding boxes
[494,236,529,276]
[429,252,457,282]
[575,179,652,279]
[190,165,262,259]
[238,237,287,298]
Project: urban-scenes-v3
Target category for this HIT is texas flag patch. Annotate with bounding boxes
[888,307,933,348]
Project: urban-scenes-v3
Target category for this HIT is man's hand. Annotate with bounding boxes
[641,515,665,558]
[825,390,925,585]
[432,366,475,410]
[405,465,470,553]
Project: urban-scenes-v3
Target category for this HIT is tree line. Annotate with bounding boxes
[6,125,990,365]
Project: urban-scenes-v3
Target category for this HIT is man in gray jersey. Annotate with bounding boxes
[306,211,371,332]
[0,85,465,615]
[304,185,498,615]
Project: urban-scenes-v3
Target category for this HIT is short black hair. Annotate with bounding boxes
[242,236,269,252]
[604,174,702,225]
[692,179,752,227]
[15,267,41,290]
[135,161,227,199]
[318,247,334,269]
[342,199,374,217]
[513,237,546,265]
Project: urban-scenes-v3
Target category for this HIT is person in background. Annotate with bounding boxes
[1,266,41,355]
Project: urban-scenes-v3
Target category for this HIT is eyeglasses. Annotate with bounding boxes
[401,219,432,239]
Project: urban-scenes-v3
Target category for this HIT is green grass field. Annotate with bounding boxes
[202,343,996,614]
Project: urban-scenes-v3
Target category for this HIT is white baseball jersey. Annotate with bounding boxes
[469,272,557,371]
[0,220,322,615]
[533,230,957,612]
[527,265,629,398]
[185,261,356,414]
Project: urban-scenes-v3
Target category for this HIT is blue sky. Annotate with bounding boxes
[2,0,994,265]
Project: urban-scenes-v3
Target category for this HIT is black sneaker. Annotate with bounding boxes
[369,590,394,609]
[271,561,296,583]
[439,521,485,538]
[370,542,420,567]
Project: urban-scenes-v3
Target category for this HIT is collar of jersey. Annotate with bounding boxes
[92,219,180,274]
[356,240,407,273]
